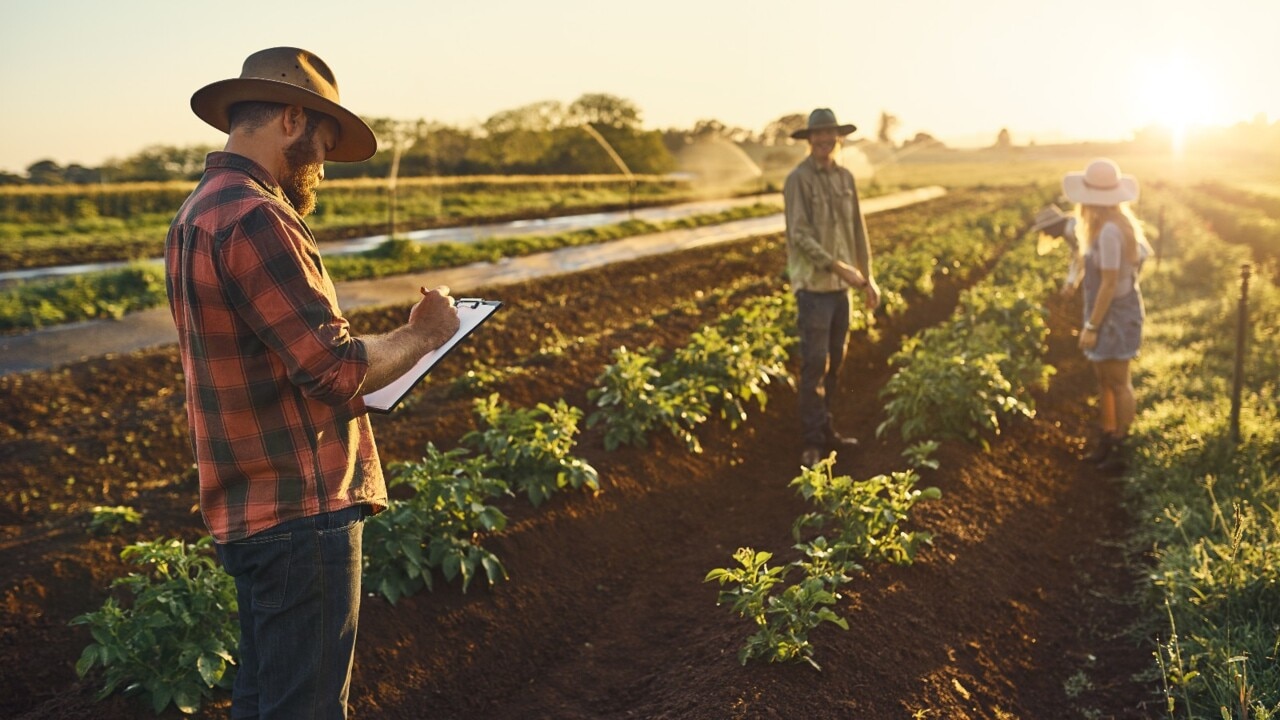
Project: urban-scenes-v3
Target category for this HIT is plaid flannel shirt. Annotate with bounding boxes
[783,156,872,293]
[165,152,386,542]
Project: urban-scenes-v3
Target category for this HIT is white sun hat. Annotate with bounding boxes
[1062,158,1139,206]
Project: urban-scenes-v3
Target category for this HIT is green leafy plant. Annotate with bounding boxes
[704,545,850,671]
[87,505,143,536]
[586,345,710,452]
[362,444,512,602]
[70,536,238,715]
[902,440,941,470]
[791,455,941,566]
[463,393,599,506]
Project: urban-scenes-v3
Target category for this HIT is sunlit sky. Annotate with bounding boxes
[2,0,1277,174]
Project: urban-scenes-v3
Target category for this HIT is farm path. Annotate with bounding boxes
[0,187,942,375]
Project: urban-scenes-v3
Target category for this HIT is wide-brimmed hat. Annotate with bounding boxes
[190,47,377,162]
[790,108,857,140]
[1030,204,1070,233]
[1062,158,1139,206]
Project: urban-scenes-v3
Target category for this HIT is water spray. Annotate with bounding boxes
[580,123,636,216]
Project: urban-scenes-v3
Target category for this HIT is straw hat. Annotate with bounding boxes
[1062,158,1139,206]
[190,47,377,162]
[1030,204,1070,233]
[790,108,857,140]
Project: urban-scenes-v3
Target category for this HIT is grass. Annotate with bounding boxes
[0,175,691,271]
[1120,185,1280,717]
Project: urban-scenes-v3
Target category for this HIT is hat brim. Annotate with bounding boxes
[791,123,857,140]
[191,78,377,162]
[1030,214,1069,233]
[1062,173,1139,206]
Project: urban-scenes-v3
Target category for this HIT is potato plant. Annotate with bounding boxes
[708,456,940,670]
[362,443,512,602]
[70,537,238,715]
[586,345,710,452]
[463,393,599,507]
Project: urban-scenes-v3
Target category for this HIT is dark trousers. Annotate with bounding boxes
[796,290,851,448]
[216,504,367,720]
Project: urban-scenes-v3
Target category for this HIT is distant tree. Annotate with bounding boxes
[483,101,566,135]
[113,145,213,181]
[0,170,25,186]
[26,159,65,185]
[993,128,1012,148]
[761,113,806,145]
[63,164,102,184]
[567,93,642,129]
[877,111,900,146]
[693,118,728,138]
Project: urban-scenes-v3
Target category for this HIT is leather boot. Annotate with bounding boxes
[1084,433,1119,464]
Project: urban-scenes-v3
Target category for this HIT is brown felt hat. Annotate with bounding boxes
[790,108,857,140]
[190,47,377,162]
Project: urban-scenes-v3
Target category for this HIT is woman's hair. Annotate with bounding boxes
[1077,203,1146,265]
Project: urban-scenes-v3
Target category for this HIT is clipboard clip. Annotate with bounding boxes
[456,297,498,309]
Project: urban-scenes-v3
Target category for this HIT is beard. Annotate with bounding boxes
[281,132,324,217]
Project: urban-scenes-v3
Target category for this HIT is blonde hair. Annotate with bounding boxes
[1077,203,1146,265]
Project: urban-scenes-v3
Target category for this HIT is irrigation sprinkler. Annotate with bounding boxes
[579,123,636,216]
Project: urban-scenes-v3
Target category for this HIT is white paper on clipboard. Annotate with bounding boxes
[361,298,501,413]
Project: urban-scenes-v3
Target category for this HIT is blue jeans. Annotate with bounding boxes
[216,504,368,720]
[796,290,851,448]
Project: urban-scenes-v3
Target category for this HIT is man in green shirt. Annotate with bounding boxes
[784,108,881,468]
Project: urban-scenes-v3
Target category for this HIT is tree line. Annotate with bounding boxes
[2,94,831,187]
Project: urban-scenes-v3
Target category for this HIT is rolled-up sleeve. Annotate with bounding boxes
[219,203,369,405]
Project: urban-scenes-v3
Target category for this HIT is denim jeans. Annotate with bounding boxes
[216,504,368,720]
[796,290,851,448]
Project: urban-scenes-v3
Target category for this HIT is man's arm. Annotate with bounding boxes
[845,172,880,310]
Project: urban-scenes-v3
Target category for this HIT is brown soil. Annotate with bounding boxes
[1,196,1159,719]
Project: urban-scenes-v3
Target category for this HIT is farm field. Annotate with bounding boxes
[0,186,1168,719]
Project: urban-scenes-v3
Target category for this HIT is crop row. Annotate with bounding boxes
[706,194,1066,669]
[68,188,1048,713]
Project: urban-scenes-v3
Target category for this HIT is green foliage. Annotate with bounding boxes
[707,456,940,670]
[1119,189,1280,716]
[704,546,850,671]
[587,292,795,452]
[791,455,941,566]
[586,345,710,452]
[902,440,941,470]
[877,221,1059,447]
[362,444,511,602]
[87,505,143,536]
[0,263,167,333]
[69,537,238,715]
[463,393,599,507]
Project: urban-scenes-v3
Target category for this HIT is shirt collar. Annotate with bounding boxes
[204,152,287,203]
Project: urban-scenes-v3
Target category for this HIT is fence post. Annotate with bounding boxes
[1229,263,1252,444]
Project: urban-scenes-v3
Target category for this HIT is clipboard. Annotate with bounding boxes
[362,298,502,413]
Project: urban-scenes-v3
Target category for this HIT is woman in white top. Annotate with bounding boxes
[1061,158,1152,471]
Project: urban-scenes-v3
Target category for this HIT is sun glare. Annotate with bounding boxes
[1134,54,1216,156]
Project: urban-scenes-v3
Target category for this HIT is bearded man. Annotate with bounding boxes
[165,47,459,718]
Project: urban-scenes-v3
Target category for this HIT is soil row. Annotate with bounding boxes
[1,190,1154,718]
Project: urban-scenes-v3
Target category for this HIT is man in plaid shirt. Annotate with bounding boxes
[166,47,459,719]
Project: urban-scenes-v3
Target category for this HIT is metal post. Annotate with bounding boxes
[1229,263,1252,444]
[1155,206,1164,273]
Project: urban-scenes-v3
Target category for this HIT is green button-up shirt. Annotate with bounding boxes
[783,155,872,293]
